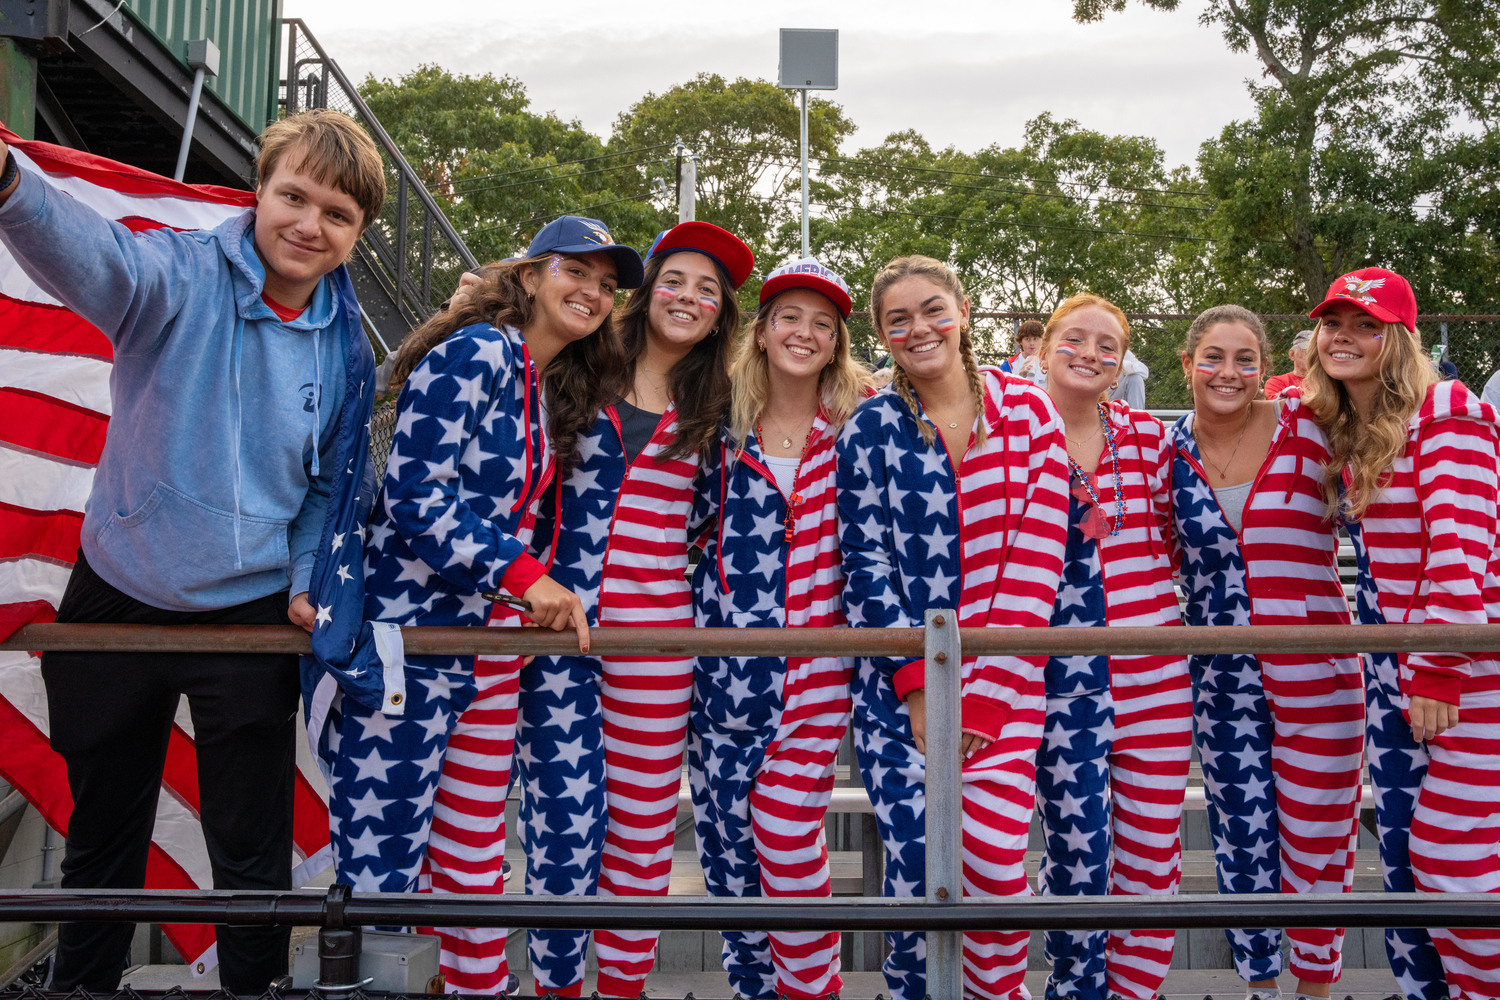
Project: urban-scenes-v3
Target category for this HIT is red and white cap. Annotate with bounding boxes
[759,256,853,319]
[645,221,756,290]
[1309,266,1418,332]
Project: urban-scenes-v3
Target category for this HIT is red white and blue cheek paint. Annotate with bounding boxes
[653,284,679,302]
[1100,350,1120,368]
[548,255,562,278]
[935,317,957,335]
[1055,342,1079,359]
[698,295,719,313]
[886,327,909,345]
[1238,364,1260,378]
[1195,361,1219,376]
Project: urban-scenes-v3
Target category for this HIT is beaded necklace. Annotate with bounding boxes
[755,417,815,542]
[1066,402,1125,540]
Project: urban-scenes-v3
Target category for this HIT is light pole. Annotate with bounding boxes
[778,29,838,259]
[174,39,220,183]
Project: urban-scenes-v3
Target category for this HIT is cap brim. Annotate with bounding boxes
[1309,296,1401,327]
[647,221,755,289]
[549,242,645,289]
[759,274,853,319]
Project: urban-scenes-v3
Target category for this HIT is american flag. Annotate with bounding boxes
[0,127,333,975]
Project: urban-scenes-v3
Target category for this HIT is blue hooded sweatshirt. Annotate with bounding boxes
[0,165,371,611]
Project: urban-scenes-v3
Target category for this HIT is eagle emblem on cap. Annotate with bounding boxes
[1336,274,1385,304]
[583,222,613,246]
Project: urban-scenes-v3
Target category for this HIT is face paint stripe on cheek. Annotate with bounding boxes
[1239,365,1260,377]
[652,285,677,301]
[935,317,956,334]
[1100,352,1119,368]
[886,328,908,344]
[698,296,718,313]
[1195,362,1217,375]
[1055,343,1078,358]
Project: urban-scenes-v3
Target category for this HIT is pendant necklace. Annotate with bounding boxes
[1198,407,1252,481]
[756,417,816,542]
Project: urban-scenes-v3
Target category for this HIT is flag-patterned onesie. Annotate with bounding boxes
[837,368,1071,1000]
[1035,401,1190,1000]
[1335,381,1500,1000]
[339,322,550,993]
[519,403,702,996]
[1169,390,1363,986]
[688,412,852,1000]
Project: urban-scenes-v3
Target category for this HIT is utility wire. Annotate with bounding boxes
[450,157,670,199]
[448,142,677,192]
[464,194,655,237]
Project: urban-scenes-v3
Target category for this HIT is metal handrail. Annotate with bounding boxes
[6,622,1500,656]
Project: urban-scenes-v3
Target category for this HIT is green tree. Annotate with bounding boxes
[360,65,672,263]
[613,72,856,302]
[1074,0,1500,310]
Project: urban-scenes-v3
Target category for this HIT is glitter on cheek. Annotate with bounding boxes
[1055,343,1078,358]
[1372,334,1383,341]
[699,296,719,313]
[886,327,909,344]
[1100,352,1119,368]
[652,285,677,301]
[548,255,561,278]
[1195,362,1218,375]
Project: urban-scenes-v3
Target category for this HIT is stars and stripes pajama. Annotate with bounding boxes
[1330,381,1500,1000]
[837,371,1071,1000]
[336,322,553,993]
[518,405,701,996]
[1169,396,1363,986]
[1036,403,1190,1000]
[687,418,852,1000]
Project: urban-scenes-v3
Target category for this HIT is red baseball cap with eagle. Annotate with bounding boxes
[1309,266,1418,332]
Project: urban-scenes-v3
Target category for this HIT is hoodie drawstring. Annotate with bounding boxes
[512,342,535,514]
[310,325,322,478]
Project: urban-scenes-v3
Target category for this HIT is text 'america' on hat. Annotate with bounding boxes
[523,215,645,289]
[644,221,755,290]
[1309,266,1417,333]
[759,257,853,320]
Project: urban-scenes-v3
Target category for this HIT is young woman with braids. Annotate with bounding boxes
[687,258,870,1000]
[1029,294,1189,1000]
[331,217,641,993]
[836,255,1072,1000]
[516,221,752,998]
[1300,268,1500,1000]
[1168,306,1361,1000]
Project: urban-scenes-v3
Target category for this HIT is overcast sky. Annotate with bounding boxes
[282,0,1261,171]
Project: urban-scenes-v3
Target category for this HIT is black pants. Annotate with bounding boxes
[41,553,301,993]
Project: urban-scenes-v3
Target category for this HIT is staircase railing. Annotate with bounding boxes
[278,19,480,354]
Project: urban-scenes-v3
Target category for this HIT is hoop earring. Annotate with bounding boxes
[757,341,765,351]
[1109,381,1118,390]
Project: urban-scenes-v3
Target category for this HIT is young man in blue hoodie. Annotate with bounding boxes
[0,109,384,993]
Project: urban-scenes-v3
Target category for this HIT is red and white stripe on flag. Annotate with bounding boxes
[0,127,333,975]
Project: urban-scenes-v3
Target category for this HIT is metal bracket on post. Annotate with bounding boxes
[173,38,219,182]
[317,883,370,999]
[924,608,963,1000]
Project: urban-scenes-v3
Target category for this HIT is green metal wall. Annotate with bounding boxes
[123,0,283,132]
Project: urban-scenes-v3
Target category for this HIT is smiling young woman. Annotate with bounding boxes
[345,216,641,993]
[518,221,753,999]
[1030,293,1190,1000]
[1301,268,1500,1000]
[836,255,1072,1000]
[1169,305,1361,1000]
[686,257,870,1000]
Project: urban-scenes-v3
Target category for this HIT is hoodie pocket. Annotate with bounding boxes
[98,482,290,599]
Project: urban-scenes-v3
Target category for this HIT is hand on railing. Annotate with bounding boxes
[520,575,591,654]
[1409,695,1459,742]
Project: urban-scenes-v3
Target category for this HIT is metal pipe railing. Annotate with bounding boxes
[7,622,1500,657]
[9,615,1495,999]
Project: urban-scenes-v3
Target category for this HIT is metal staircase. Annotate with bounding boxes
[278,19,479,355]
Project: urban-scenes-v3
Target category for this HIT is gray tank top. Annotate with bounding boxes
[1213,479,1254,535]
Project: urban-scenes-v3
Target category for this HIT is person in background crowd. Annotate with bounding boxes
[1169,306,1362,1000]
[1033,294,1190,1000]
[837,255,1071,1000]
[1109,348,1149,409]
[688,258,870,1000]
[1438,359,1458,381]
[1264,329,1313,399]
[0,112,382,995]
[330,217,638,993]
[1002,318,1044,376]
[518,221,752,998]
[1302,267,1500,1000]
[1481,365,1500,413]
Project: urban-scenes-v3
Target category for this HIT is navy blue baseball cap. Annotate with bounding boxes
[521,216,645,288]
[644,221,755,289]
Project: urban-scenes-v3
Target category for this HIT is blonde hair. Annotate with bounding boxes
[1041,293,1131,405]
[1303,319,1435,521]
[870,256,987,448]
[728,292,872,450]
[257,109,386,228]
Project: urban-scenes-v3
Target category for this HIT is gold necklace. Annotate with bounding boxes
[1066,425,1102,450]
[759,411,814,450]
[1196,407,1253,481]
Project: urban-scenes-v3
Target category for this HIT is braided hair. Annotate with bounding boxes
[870,255,987,449]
